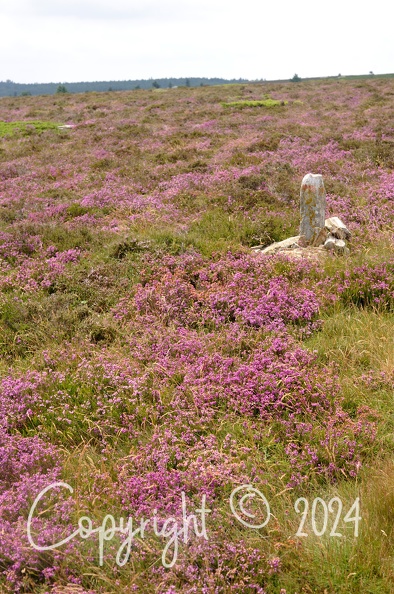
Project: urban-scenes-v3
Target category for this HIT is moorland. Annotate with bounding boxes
[0,77,393,593]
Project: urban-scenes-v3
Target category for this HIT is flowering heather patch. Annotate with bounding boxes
[321,254,394,310]
[0,419,75,591]
[0,78,393,592]
[0,247,81,292]
[131,251,322,334]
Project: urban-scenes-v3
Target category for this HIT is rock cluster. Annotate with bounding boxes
[253,173,351,258]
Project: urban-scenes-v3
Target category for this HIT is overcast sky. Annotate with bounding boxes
[0,0,393,83]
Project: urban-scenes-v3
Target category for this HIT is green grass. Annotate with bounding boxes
[221,99,287,108]
[0,120,60,136]
[269,461,394,593]
[113,208,295,257]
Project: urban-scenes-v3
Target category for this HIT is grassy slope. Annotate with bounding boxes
[0,79,393,593]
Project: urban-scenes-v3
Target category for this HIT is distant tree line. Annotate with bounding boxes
[1,73,390,97]
[0,77,251,97]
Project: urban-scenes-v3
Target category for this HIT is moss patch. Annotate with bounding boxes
[222,99,287,108]
[0,120,60,136]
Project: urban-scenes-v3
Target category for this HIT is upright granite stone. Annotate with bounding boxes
[299,173,326,246]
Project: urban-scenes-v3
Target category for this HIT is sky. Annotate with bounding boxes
[0,0,393,84]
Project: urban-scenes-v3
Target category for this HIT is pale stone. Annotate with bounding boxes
[325,217,351,240]
[299,173,326,245]
[257,235,300,254]
[279,246,329,261]
[323,235,338,250]
[323,235,349,254]
[256,245,328,261]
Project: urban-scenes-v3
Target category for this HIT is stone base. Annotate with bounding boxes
[279,246,329,261]
[251,235,300,255]
[252,243,328,261]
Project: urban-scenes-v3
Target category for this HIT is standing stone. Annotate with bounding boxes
[299,173,326,246]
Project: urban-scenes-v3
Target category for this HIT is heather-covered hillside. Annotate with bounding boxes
[0,79,393,593]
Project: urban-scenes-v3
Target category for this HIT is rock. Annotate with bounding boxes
[299,173,326,245]
[255,235,300,254]
[325,216,351,240]
[323,235,349,255]
[279,246,329,261]
[323,235,338,250]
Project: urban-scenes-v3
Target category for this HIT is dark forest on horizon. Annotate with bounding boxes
[1,72,393,97]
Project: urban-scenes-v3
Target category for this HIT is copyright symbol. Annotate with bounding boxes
[229,484,270,529]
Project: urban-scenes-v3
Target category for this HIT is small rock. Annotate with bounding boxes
[325,217,351,240]
[323,235,349,255]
